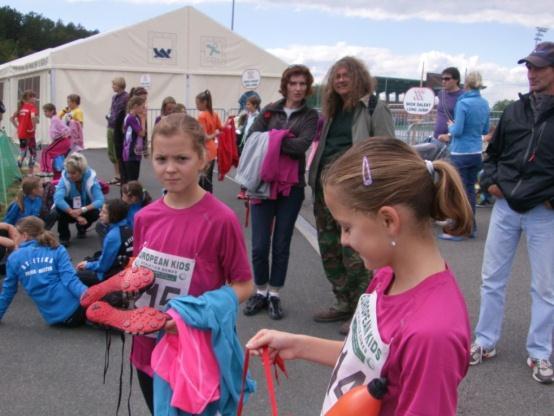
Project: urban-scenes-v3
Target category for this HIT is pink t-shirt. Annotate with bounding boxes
[367,267,470,416]
[131,193,252,374]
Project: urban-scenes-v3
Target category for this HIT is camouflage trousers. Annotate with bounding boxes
[314,188,372,313]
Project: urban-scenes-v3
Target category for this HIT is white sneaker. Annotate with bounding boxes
[527,357,554,384]
[469,343,497,366]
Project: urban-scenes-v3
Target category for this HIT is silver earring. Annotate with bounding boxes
[390,240,397,247]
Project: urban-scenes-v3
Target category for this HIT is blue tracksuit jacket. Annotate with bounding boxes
[3,196,43,225]
[85,219,128,281]
[0,240,87,324]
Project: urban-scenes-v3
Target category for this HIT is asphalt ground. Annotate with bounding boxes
[0,148,552,416]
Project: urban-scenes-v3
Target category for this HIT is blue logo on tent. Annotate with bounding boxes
[153,48,172,59]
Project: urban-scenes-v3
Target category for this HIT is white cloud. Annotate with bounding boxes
[67,0,554,27]
[268,42,529,104]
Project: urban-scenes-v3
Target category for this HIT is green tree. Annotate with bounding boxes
[0,6,98,64]
[492,99,515,113]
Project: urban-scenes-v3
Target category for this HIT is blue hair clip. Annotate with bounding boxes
[362,156,373,186]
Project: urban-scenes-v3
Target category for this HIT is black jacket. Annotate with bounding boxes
[482,93,554,212]
[247,98,318,187]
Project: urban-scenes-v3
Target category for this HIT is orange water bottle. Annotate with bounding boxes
[325,377,388,416]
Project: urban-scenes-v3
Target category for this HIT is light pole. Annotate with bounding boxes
[231,0,236,31]
[534,27,548,45]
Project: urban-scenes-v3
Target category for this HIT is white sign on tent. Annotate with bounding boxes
[140,74,152,89]
[403,87,435,115]
[241,69,261,90]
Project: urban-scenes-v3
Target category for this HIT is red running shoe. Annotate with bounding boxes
[86,301,168,335]
[80,266,155,309]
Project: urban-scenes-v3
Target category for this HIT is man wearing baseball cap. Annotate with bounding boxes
[470,41,554,384]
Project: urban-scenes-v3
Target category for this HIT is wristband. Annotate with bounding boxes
[81,206,88,214]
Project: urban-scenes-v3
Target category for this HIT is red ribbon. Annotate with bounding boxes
[237,346,288,416]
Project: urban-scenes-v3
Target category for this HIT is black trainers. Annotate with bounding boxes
[243,293,268,316]
[268,296,283,320]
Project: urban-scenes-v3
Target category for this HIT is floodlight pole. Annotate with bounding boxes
[534,27,548,45]
[231,0,236,31]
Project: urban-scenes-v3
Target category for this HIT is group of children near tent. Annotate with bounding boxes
[1,74,487,416]
[109,86,187,187]
[9,90,84,178]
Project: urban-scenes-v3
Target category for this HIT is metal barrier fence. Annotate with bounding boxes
[390,108,503,145]
[146,106,503,145]
[146,108,228,127]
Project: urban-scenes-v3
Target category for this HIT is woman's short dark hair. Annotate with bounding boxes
[279,65,314,98]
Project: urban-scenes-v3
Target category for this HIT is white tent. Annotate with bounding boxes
[0,6,287,148]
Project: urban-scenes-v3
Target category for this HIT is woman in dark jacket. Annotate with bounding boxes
[243,65,318,320]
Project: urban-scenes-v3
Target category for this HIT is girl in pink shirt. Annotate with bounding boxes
[247,137,472,416]
[131,113,253,413]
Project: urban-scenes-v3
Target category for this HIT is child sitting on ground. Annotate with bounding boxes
[0,223,19,276]
[77,199,133,285]
[3,176,45,225]
[95,181,151,240]
[121,180,152,229]
[0,216,88,327]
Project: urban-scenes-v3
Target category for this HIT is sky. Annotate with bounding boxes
[5,0,554,105]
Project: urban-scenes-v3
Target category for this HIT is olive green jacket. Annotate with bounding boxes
[308,94,395,192]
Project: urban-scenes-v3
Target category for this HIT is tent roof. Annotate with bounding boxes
[0,6,287,78]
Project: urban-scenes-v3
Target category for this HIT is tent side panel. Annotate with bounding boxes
[55,69,185,149]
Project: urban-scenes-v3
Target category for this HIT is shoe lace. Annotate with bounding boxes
[103,329,133,416]
[536,359,552,369]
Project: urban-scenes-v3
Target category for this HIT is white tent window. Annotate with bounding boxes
[17,76,40,99]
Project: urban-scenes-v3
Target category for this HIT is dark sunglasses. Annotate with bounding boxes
[441,76,453,81]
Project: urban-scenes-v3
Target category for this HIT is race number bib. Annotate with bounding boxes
[72,196,82,209]
[320,292,390,415]
[133,246,195,310]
